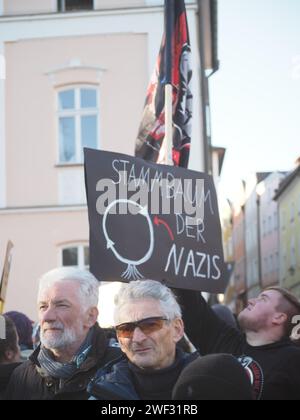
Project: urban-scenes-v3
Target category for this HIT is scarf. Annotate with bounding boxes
[37,328,93,380]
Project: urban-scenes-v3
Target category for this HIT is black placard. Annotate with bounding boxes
[84,148,228,293]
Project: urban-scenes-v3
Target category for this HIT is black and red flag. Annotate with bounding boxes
[135,0,193,168]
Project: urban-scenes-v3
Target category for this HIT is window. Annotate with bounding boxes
[263,219,266,237]
[253,225,257,246]
[268,215,272,234]
[58,0,93,12]
[274,253,279,273]
[291,202,295,223]
[247,263,252,284]
[281,252,287,279]
[62,245,89,269]
[58,87,99,163]
[291,237,296,268]
[254,260,258,282]
[282,211,286,230]
[263,257,267,276]
[273,211,278,230]
[270,255,274,273]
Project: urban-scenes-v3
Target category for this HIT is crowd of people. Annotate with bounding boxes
[0,267,300,400]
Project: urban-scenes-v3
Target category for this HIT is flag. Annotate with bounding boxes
[135,0,193,168]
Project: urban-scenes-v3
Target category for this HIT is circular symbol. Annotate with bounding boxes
[102,199,154,280]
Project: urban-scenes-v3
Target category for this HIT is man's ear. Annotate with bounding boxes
[4,349,16,362]
[85,307,99,328]
[273,312,287,326]
[173,318,185,344]
[117,338,127,355]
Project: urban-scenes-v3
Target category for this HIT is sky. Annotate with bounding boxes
[209,0,300,200]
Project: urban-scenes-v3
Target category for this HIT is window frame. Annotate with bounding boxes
[56,85,100,165]
[60,244,90,270]
[58,0,94,12]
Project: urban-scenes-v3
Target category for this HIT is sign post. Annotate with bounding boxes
[0,314,5,339]
[0,241,14,314]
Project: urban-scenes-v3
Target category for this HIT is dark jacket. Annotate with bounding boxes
[177,289,300,400]
[0,363,22,400]
[88,351,199,400]
[4,324,121,400]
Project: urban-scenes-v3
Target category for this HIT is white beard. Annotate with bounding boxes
[41,323,83,350]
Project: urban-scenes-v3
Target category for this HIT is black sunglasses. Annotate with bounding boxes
[115,316,169,339]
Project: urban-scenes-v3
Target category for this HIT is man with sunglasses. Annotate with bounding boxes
[88,280,252,400]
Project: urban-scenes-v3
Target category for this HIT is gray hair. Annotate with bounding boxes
[38,267,99,310]
[114,280,182,325]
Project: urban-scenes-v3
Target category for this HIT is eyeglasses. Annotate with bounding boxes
[115,316,169,339]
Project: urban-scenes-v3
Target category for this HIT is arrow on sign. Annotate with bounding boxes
[154,216,174,241]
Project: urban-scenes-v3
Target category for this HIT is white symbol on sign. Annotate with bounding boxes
[102,199,155,281]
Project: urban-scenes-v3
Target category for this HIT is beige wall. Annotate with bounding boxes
[1,1,204,325]
[0,208,89,321]
[3,0,158,15]
[4,0,55,15]
[95,0,147,9]
[6,33,147,207]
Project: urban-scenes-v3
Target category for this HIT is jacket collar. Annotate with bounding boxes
[88,350,199,400]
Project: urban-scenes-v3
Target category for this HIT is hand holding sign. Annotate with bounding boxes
[85,149,228,293]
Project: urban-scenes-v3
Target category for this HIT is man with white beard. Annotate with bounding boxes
[5,268,120,400]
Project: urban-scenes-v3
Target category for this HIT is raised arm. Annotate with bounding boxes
[175,288,245,355]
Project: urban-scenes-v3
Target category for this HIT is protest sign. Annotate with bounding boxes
[85,149,228,293]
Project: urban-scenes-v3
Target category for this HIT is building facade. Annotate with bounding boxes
[274,161,300,299]
[257,172,285,289]
[220,198,233,264]
[244,173,270,299]
[0,0,217,321]
[231,182,247,312]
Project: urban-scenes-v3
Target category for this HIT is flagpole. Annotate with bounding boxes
[164,0,174,166]
[165,0,195,351]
